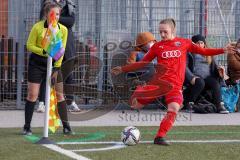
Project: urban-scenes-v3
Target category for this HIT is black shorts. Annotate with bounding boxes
[28,54,63,83]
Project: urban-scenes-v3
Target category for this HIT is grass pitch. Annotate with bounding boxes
[1,126,240,160]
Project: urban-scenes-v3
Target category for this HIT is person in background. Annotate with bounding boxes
[127,32,157,83]
[37,0,81,112]
[184,34,229,114]
[127,32,156,64]
[24,2,73,135]
[227,38,240,82]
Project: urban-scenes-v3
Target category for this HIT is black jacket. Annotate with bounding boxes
[59,2,76,59]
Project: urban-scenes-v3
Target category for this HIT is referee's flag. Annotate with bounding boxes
[48,88,61,133]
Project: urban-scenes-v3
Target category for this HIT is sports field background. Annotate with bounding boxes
[1,110,240,160]
[1,125,240,160]
[1,0,240,159]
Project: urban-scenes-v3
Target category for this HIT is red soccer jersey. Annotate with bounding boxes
[122,37,224,89]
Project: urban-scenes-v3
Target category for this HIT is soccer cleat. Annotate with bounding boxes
[63,122,75,135]
[63,127,75,135]
[217,102,229,114]
[22,127,32,136]
[154,137,170,146]
[68,101,81,112]
[36,102,45,113]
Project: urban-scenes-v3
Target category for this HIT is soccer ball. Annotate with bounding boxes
[121,126,140,146]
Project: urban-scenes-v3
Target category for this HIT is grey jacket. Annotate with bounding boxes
[185,53,220,84]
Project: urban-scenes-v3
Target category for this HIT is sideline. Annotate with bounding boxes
[43,144,91,160]
[58,139,240,145]
[57,139,240,152]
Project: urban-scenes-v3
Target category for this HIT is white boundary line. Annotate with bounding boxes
[71,144,126,152]
[46,139,240,156]
[58,139,240,145]
[43,144,91,160]
[58,141,123,145]
[168,140,240,143]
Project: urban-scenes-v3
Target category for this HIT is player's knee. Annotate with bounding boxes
[168,107,178,113]
[56,93,65,102]
[27,93,38,101]
[167,102,180,113]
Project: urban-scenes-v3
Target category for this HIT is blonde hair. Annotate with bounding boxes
[43,2,61,19]
[160,18,176,30]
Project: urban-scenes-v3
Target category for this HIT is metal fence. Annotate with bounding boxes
[0,0,240,109]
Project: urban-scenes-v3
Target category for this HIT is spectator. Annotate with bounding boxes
[227,38,240,82]
[85,34,99,84]
[127,32,157,83]
[184,34,229,114]
[37,0,81,112]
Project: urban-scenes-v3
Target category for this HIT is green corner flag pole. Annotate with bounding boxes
[36,56,54,144]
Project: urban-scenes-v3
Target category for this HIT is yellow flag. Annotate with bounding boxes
[48,88,61,133]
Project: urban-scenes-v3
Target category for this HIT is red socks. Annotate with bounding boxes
[156,111,177,138]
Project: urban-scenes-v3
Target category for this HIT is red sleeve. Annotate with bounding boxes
[188,41,224,56]
[121,45,157,72]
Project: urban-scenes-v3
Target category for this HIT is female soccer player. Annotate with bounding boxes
[112,18,235,145]
[23,2,73,135]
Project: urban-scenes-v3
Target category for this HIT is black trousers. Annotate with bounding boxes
[184,76,222,106]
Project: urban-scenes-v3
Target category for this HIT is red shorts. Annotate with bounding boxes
[164,88,183,106]
[134,88,183,106]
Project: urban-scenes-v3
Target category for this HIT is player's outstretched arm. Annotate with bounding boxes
[189,41,236,56]
[111,61,150,76]
[111,46,156,75]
